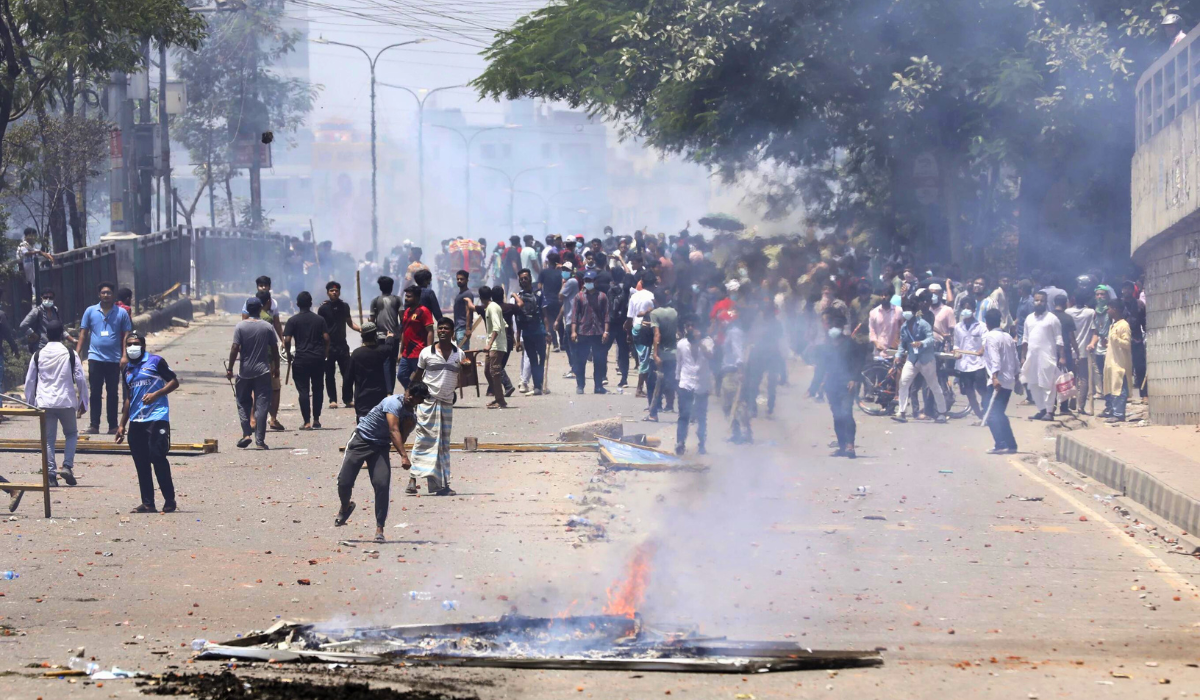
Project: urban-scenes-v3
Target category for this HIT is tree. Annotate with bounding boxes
[174,0,319,231]
[475,0,1181,268]
[0,0,205,191]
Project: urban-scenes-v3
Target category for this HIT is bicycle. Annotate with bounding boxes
[857,350,971,419]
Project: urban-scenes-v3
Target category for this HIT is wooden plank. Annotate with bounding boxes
[0,439,216,456]
[0,483,49,491]
[340,442,600,454]
[0,408,42,417]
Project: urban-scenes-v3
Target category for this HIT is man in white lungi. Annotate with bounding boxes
[407,317,463,496]
[1020,291,1065,421]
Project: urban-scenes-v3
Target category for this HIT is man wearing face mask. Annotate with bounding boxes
[892,299,947,423]
[868,291,903,356]
[1019,291,1065,421]
[557,262,580,376]
[116,332,180,513]
[952,300,987,419]
[928,284,956,349]
[20,290,66,352]
[571,269,609,395]
[822,308,863,458]
[604,277,631,388]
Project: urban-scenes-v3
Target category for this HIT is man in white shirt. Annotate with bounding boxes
[1020,291,1065,421]
[952,304,987,418]
[24,322,89,486]
[1063,290,1096,415]
[721,314,751,444]
[625,270,657,397]
[675,316,713,456]
[982,308,1019,454]
[407,317,463,496]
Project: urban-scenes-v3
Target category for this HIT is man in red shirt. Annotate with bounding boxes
[397,285,434,390]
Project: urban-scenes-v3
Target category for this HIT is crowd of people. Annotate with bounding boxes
[1,223,1148,538]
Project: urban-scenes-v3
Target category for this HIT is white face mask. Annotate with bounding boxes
[584,282,595,291]
[902,311,914,321]
[827,327,843,339]
[960,310,973,320]
[41,299,53,309]
[127,346,143,360]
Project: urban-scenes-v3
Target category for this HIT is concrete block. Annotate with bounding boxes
[557,416,623,443]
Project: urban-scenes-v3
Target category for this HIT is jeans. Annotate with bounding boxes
[454,326,471,351]
[129,420,174,508]
[721,371,751,440]
[293,359,324,424]
[236,373,272,444]
[88,360,120,430]
[1106,376,1129,420]
[524,334,547,390]
[676,388,709,450]
[382,339,399,395]
[561,327,575,374]
[398,356,420,390]
[44,406,78,478]
[337,431,391,528]
[649,358,677,417]
[958,368,988,418]
[983,386,1017,450]
[486,350,507,406]
[827,384,856,448]
[324,349,351,405]
[1132,342,1147,397]
[603,329,630,384]
[897,360,946,416]
[573,335,606,390]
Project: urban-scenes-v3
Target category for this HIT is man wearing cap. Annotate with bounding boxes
[1164,14,1188,49]
[571,269,609,394]
[348,321,390,420]
[227,297,280,449]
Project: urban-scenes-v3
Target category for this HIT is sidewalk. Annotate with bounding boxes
[1056,422,1200,535]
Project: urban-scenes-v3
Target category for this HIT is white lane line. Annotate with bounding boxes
[1008,457,1200,602]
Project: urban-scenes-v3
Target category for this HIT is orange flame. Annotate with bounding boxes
[555,599,579,619]
[603,542,657,618]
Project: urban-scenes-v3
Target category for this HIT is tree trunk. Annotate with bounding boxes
[224,174,236,229]
[66,185,86,248]
[48,189,68,252]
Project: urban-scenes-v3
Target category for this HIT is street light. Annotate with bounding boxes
[312,36,429,261]
[429,123,518,238]
[471,163,558,239]
[377,82,464,248]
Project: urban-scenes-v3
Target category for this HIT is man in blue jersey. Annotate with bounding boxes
[116,332,180,514]
[334,383,427,543]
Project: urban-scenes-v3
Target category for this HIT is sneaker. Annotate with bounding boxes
[616,381,629,389]
[674,444,685,456]
[891,414,907,423]
[986,447,1007,455]
[602,378,609,386]
[531,389,544,396]
[60,468,77,486]
[236,436,252,449]
[830,447,847,457]
[934,415,947,424]
[1027,410,1047,421]
[86,425,100,435]
[1105,416,1125,424]
[504,386,516,397]
[519,383,530,393]
[594,388,608,395]
[576,387,584,395]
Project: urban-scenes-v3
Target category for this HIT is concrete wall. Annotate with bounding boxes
[1130,98,1200,256]
[1137,230,1200,424]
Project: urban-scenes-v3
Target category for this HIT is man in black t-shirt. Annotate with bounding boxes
[283,291,331,429]
[538,252,564,351]
[348,322,390,420]
[318,281,359,408]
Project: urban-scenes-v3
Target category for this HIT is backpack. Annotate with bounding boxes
[31,344,77,405]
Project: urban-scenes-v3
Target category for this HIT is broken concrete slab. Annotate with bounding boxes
[558,416,623,442]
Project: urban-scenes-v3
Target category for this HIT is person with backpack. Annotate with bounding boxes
[23,322,89,487]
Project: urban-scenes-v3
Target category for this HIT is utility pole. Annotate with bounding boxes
[430,123,516,239]
[248,26,262,230]
[135,37,154,234]
[159,42,172,230]
[108,70,132,233]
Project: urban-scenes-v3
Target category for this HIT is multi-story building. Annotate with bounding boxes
[1131,23,1200,424]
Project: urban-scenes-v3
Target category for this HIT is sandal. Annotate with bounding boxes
[405,478,419,495]
[434,487,457,496]
[374,532,386,543]
[130,504,156,514]
[334,501,356,526]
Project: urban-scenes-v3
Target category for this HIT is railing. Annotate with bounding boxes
[1136,23,1200,147]
[135,226,192,303]
[34,242,119,326]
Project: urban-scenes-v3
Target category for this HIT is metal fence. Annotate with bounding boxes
[1136,23,1200,148]
[135,226,192,303]
[34,241,119,327]
[193,227,291,296]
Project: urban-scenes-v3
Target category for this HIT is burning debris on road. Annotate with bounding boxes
[193,614,882,674]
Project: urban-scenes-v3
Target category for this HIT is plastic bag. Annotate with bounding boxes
[1056,371,1076,400]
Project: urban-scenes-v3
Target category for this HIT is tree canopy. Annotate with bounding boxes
[475,0,1185,267]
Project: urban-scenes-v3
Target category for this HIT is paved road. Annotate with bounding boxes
[2,314,1199,699]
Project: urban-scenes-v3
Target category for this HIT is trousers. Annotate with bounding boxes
[236,373,272,444]
[293,359,324,424]
[649,358,677,417]
[44,406,78,478]
[676,388,709,449]
[336,431,392,528]
[573,335,606,390]
[827,384,856,448]
[604,329,631,383]
[88,360,120,430]
[524,335,546,390]
[982,386,1017,450]
[324,349,352,405]
[129,420,175,507]
[486,350,508,406]
[897,360,946,416]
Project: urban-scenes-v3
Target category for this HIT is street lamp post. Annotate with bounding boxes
[312,36,427,262]
[378,83,464,249]
[430,124,517,238]
[515,187,591,239]
[471,163,557,239]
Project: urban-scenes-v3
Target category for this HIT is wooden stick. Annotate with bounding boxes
[356,270,364,325]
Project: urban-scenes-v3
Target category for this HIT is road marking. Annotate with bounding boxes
[1007,457,1200,600]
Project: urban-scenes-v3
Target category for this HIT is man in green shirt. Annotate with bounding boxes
[480,285,509,409]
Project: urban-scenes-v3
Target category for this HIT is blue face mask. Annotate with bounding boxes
[584,282,595,291]
[562,271,570,280]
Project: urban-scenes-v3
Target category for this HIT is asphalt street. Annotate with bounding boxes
[2,313,1200,699]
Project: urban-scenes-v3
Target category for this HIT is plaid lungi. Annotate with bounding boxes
[409,399,452,485]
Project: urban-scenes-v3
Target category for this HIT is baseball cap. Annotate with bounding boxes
[360,321,378,337]
[562,261,574,271]
[584,270,598,281]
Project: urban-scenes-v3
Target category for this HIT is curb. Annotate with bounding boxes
[1056,432,1200,536]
